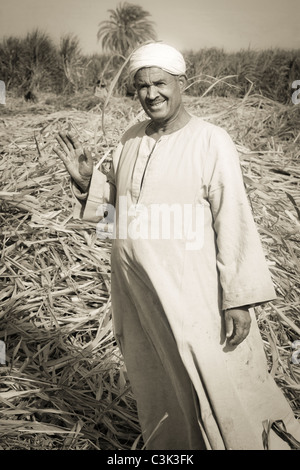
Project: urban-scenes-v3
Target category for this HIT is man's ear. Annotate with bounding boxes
[178,74,187,92]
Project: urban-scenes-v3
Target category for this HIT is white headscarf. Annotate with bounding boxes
[128,43,186,78]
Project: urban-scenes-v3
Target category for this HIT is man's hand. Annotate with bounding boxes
[54,132,93,192]
[225,307,251,347]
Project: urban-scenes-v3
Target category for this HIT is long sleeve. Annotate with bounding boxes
[72,166,116,222]
[71,142,124,223]
[205,127,276,310]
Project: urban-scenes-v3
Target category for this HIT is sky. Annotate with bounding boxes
[0,0,299,54]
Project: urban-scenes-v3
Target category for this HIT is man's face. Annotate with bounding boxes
[134,67,185,124]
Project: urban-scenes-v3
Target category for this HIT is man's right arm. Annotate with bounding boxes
[54,132,118,223]
[72,166,116,222]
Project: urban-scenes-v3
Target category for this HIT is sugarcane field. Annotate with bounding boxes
[0,82,299,449]
[0,5,300,451]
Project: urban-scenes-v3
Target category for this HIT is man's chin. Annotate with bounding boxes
[146,109,168,122]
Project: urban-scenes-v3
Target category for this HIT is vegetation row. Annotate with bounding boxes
[0,29,299,104]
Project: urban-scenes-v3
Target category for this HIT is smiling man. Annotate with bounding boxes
[54,42,300,450]
[134,67,190,134]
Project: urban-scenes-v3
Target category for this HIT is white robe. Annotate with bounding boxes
[74,116,300,449]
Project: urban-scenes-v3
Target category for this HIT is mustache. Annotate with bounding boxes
[145,98,165,105]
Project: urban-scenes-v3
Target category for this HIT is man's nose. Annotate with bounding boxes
[147,85,158,100]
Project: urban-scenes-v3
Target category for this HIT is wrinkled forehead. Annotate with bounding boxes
[134,67,175,83]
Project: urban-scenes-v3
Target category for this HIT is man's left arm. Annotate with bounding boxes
[206,128,277,346]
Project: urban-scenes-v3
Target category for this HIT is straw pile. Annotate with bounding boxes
[0,91,299,450]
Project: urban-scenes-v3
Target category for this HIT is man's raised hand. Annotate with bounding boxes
[54,132,93,192]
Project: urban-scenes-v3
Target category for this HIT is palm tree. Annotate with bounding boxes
[97,2,157,58]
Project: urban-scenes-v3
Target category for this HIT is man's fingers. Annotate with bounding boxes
[66,132,81,150]
[53,146,72,169]
[56,132,85,159]
[57,132,80,154]
[55,133,71,155]
[53,146,67,163]
[224,309,251,346]
[228,324,248,346]
[225,315,233,338]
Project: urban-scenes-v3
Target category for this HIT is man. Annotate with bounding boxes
[54,43,300,450]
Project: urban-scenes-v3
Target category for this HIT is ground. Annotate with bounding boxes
[0,91,299,450]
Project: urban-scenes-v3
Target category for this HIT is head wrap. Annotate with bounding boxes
[128,43,186,78]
